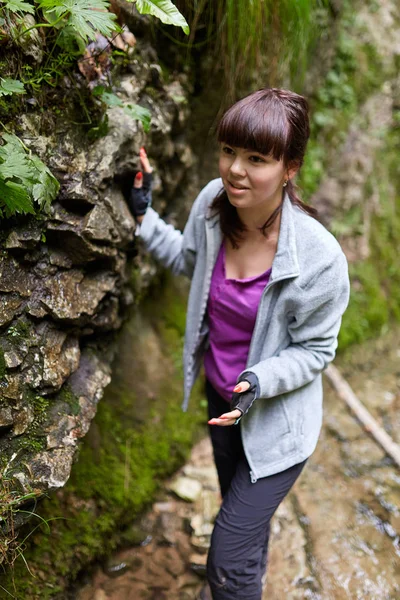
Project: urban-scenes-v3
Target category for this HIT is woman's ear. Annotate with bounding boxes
[287,161,300,181]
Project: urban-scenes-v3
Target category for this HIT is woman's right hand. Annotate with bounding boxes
[129,147,153,223]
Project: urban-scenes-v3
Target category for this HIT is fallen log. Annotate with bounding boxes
[325,364,400,468]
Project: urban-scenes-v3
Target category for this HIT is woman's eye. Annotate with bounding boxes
[222,146,234,154]
[249,155,264,163]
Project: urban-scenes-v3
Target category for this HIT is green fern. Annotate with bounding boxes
[38,0,117,43]
[94,88,152,133]
[1,0,35,14]
[0,134,59,218]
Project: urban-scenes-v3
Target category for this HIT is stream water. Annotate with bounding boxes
[73,326,400,599]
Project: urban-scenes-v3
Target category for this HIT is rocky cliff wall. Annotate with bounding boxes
[0,23,201,583]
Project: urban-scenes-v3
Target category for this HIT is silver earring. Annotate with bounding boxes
[283,179,288,187]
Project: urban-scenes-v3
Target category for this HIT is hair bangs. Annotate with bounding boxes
[217,94,289,162]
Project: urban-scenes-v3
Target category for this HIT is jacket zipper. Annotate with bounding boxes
[243,272,298,483]
[250,471,257,484]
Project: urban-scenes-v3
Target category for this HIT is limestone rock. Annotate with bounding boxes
[37,270,117,321]
[0,35,196,528]
[170,477,202,502]
[0,294,23,327]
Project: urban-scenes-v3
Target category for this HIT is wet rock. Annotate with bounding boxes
[153,501,177,513]
[0,294,23,327]
[5,223,43,250]
[104,559,130,578]
[0,406,14,428]
[38,326,80,390]
[120,524,152,547]
[170,477,202,503]
[153,546,185,577]
[82,204,118,242]
[158,511,185,545]
[182,465,219,487]
[4,348,24,369]
[325,410,364,441]
[36,269,117,321]
[12,405,35,436]
[0,255,34,297]
[28,446,76,490]
[189,552,207,578]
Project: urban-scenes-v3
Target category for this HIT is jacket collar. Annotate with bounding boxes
[205,191,300,282]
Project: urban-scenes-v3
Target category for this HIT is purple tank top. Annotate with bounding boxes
[204,242,271,402]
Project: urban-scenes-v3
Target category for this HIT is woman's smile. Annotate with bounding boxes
[227,180,249,194]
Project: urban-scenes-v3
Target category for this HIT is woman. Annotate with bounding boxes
[129,88,350,600]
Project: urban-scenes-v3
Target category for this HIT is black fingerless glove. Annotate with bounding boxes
[230,372,260,425]
[128,172,153,217]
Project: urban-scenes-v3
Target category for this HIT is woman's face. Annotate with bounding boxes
[218,143,295,211]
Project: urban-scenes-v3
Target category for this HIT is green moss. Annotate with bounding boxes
[298,0,400,349]
[300,0,393,200]
[58,385,80,416]
[338,125,400,349]
[0,274,207,598]
[6,319,30,343]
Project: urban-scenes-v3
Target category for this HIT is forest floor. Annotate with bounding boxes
[73,327,400,600]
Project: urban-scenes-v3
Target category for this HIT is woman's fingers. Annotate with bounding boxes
[208,409,242,427]
[134,172,143,188]
[140,147,153,173]
[233,381,250,393]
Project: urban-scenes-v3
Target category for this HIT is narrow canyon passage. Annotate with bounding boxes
[74,327,400,600]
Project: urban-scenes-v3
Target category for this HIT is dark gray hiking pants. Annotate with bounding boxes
[206,379,307,600]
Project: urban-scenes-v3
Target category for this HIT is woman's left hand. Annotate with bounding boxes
[208,381,250,427]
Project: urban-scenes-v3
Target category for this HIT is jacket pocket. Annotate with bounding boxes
[264,396,291,442]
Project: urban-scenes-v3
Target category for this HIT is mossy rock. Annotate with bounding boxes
[0,273,207,598]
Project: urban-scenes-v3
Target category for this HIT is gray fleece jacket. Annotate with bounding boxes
[138,178,350,481]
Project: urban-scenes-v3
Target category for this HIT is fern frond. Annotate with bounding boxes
[0,134,59,218]
[0,179,35,216]
[96,90,152,132]
[2,0,35,14]
[38,0,117,42]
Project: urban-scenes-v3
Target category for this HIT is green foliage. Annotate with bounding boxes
[93,86,152,132]
[133,0,189,34]
[2,0,34,14]
[168,0,327,98]
[0,133,59,218]
[38,0,117,44]
[0,77,26,97]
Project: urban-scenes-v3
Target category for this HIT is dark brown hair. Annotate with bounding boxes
[210,88,318,248]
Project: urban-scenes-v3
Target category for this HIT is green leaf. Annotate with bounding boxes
[0,152,34,181]
[0,78,26,98]
[100,91,124,107]
[31,161,60,213]
[2,0,35,14]
[38,0,117,42]
[0,134,59,218]
[0,178,35,216]
[0,133,26,151]
[124,103,151,132]
[134,0,189,34]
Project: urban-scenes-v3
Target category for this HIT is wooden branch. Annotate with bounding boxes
[325,364,400,468]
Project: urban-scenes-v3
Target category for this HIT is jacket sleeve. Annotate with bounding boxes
[239,251,350,399]
[137,179,221,278]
